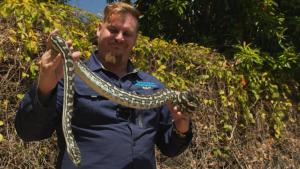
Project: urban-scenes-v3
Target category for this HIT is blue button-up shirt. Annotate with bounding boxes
[15,52,192,169]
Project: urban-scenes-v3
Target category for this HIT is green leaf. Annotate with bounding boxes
[0,134,3,142]
[17,94,25,100]
[157,65,166,72]
[30,63,39,77]
[223,124,233,132]
[22,72,29,78]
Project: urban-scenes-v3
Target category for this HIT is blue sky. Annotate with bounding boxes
[68,0,137,16]
[68,0,107,15]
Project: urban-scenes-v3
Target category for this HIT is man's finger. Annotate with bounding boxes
[43,53,62,69]
[72,51,81,61]
[40,50,54,64]
[176,111,182,116]
[43,49,59,63]
[46,29,60,49]
[66,40,73,50]
[52,53,63,67]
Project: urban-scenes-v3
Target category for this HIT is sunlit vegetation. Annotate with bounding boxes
[0,0,299,168]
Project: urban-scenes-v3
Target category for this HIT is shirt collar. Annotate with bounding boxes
[85,51,103,71]
[86,51,141,78]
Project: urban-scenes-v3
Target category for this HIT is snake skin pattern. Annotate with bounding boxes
[51,35,81,166]
[51,35,199,166]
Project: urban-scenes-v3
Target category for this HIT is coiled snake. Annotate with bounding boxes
[51,35,199,166]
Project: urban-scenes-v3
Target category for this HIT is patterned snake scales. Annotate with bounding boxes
[51,35,199,166]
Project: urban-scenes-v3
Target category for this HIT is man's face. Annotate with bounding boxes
[96,13,138,60]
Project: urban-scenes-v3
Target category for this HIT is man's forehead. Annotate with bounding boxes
[106,13,138,31]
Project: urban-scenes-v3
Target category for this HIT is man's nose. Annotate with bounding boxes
[115,32,124,42]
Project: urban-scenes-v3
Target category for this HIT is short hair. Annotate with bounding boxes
[103,2,140,23]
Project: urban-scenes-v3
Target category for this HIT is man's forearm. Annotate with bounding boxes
[15,86,58,141]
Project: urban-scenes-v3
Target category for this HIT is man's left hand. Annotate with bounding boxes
[167,103,190,133]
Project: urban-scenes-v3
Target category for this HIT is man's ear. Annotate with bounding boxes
[96,23,102,37]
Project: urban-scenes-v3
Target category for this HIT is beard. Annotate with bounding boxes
[98,39,130,65]
[103,51,126,65]
[104,52,117,64]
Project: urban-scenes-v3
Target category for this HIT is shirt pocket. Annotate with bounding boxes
[74,79,106,100]
[72,77,118,126]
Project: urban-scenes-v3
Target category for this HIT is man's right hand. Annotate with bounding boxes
[37,29,81,98]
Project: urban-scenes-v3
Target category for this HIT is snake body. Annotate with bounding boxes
[51,36,81,166]
[50,35,198,166]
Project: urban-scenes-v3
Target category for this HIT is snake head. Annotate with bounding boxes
[50,35,69,54]
[173,89,200,114]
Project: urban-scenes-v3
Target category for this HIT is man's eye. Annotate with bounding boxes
[109,28,118,34]
[123,32,132,37]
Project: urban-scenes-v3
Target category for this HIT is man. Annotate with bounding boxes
[15,2,192,169]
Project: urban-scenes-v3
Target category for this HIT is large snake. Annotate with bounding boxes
[50,35,199,166]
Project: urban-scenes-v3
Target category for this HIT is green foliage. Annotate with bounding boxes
[133,37,201,89]
[132,35,299,142]
[0,0,99,80]
[0,0,299,168]
[0,118,3,142]
[135,0,300,58]
[233,42,299,138]
[0,0,99,167]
